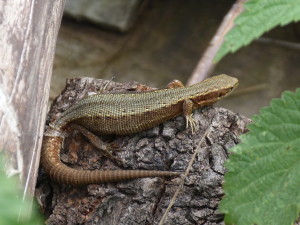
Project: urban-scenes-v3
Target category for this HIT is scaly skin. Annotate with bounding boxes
[41,74,238,186]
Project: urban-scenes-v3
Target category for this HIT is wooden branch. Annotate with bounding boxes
[36,78,250,224]
[187,0,247,85]
[0,0,66,198]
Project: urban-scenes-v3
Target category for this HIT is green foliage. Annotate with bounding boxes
[215,0,300,61]
[220,89,300,225]
[0,156,43,225]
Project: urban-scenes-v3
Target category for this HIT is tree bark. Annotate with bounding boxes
[0,0,66,198]
[36,78,250,225]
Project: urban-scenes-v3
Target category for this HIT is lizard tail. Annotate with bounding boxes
[41,136,180,186]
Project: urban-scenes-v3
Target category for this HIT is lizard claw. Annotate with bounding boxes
[185,113,198,134]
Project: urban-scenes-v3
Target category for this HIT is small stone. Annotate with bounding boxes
[136,138,149,149]
[162,121,176,139]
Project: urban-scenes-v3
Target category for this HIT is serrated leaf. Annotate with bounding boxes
[220,89,300,225]
[215,0,300,62]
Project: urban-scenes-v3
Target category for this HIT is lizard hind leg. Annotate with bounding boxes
[182,99,198,133]
[68,123,123,164]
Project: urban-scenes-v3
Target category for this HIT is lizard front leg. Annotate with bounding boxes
[166,80,198,133]
[183,99,198,133]
[166,79,185,89]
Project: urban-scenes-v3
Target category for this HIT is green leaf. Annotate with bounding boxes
[220,89,300,225]
[0,155,43,225]
[215,0,300,62]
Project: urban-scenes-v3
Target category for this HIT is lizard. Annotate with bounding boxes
[41,74,238,186]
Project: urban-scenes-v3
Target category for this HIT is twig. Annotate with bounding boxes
[256,37,300,50]
[158,123,212,225]
[230,83,267,97]
[187,0,247,86]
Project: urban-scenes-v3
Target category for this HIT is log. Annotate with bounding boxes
[36,78,250,224]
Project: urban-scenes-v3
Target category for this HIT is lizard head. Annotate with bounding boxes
[191,74,239,108]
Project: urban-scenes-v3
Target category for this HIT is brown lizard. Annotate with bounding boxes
[41,74,238,186]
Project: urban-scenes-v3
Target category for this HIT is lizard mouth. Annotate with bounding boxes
[192,86,236,107]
